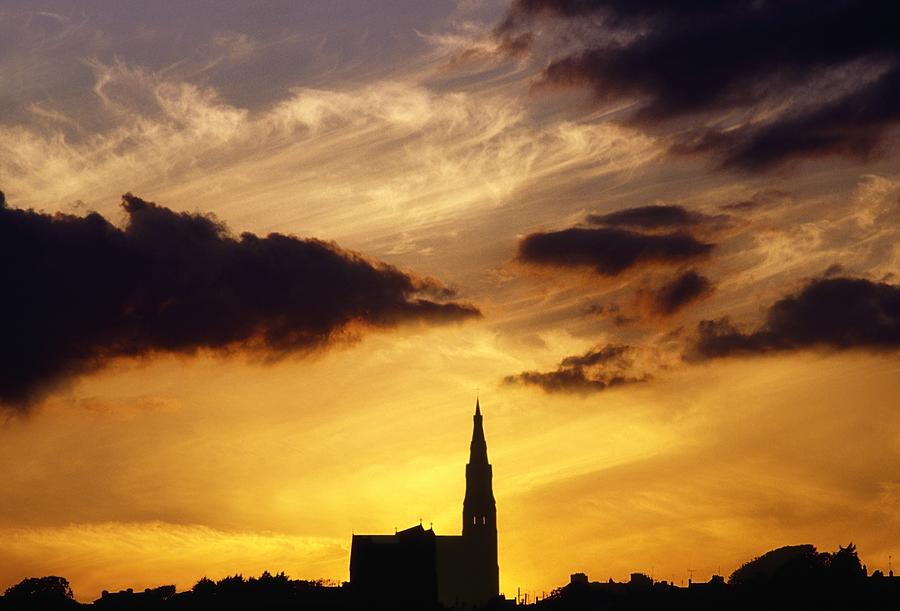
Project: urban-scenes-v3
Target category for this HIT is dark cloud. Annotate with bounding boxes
[560,343,630,367]
[0,194,479,410]
[505,368,642,393]
[504,343,647,393]
[518,227,713,276]
[499,0,900,170]
[502,0,742,22]
[653,270,713,315]
[674,67,900,170]
[588,204,723,229]
[692,277,900,359]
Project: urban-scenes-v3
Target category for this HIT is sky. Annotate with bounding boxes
[1,0,899,602]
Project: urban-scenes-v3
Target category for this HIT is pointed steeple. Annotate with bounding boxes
[469,398,488,465]
[464,397,495,527]
[461,397,499,600]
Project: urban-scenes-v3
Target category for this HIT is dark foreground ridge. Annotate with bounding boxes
[3,542,900,611]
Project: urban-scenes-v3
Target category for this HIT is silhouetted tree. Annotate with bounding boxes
[827,543,866,580]
[2,576,77,610]
[729,545,820,585]
[189,578,215,598]
[5,546,900,611]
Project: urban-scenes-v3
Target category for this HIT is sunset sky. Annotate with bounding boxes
[2,0,899,602]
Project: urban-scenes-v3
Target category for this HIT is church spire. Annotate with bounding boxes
[461,397,499,600]
[463,398,495,532]
[469,398,488,465]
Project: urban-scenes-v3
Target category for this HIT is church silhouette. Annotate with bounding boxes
[350,400,499,608]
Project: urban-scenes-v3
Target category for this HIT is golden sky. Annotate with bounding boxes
[1,0,899,602]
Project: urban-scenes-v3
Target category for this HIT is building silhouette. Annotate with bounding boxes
[349,400,499,607]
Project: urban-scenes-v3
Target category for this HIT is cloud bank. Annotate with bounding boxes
[693,276,900,358]
[0,194,479,410]
[499,0,900,170]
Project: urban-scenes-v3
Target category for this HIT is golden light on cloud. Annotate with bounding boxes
[0,57,658,248]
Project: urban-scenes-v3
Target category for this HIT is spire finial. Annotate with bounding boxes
[475,395,481,416]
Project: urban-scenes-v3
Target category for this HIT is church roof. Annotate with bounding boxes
[352,523,435,543]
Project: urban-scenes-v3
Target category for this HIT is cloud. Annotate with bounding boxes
[559,343,630,367]
[692,276,900,358]
[0,59,658,240]
[674,67,900,171]
[588,204,712,229]
[500,0,722,24]
[652,270,713,315]
[505,368,641,393]
[517,227,713,276]
[718,190,794,213]
[499,0,900,170]
[0,194,479,410]
[504,343,648,393]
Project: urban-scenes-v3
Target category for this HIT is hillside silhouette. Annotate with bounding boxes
[3,542,900,611]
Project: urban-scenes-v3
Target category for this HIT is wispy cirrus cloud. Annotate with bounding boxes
[0,57,658,244]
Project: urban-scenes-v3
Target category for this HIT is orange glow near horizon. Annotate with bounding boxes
[2,344,898,601]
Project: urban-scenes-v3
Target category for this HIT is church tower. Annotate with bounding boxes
[462,398,499,601]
